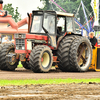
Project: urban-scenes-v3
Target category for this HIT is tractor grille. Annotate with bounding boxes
[16,39,25,50]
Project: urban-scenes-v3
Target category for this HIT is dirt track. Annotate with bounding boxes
[0,83,100,100]
[0,68,100,79]
[0,68,100,100]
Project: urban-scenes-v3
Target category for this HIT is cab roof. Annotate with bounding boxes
[32,10,74,17]
[56,11,74,17]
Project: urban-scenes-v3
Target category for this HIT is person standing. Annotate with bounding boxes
[88,32,98,48]
[2,35,9,43]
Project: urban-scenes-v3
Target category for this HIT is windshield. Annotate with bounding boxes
[31,13,56,34]
[31,15,45,33]
[43,13,55,34]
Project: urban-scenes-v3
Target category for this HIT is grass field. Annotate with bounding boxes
[0,78,100,86]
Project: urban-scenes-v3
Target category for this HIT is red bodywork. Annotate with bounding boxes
[26,34,48,40]
[15,34,48,59]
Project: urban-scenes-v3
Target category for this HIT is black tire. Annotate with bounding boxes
[0,43,18,71]
[57,35,78,71]
[21,61,30,69]
[69,37,92,72]
[0,44,4,69]
[29,45,53,73]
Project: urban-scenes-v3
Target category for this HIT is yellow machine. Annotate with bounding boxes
[89,47,100,71]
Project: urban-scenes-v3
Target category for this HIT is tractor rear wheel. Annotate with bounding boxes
[57,36,77,71]
[69,37,92,72]
[29,45,53,73]
[21,61,31,69]
[0,43,18,71]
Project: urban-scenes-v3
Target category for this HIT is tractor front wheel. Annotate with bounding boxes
[29,45,53,73]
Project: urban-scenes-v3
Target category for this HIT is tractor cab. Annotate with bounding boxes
[29,10,76,48]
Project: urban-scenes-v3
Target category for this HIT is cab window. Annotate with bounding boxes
[66,17,73,32]
[57,17,65,33]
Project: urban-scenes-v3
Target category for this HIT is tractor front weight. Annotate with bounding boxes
[6,53,27,63]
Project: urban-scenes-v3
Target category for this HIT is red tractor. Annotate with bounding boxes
[0,10,92,72]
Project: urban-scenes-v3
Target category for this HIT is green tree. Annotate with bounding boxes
[38,0,50,10]
[3,4,21,22]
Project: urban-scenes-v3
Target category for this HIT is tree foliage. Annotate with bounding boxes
[38,0,93,25]
[3,4,21,22]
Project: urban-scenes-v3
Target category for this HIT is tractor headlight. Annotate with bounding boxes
[22,46,25,50]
